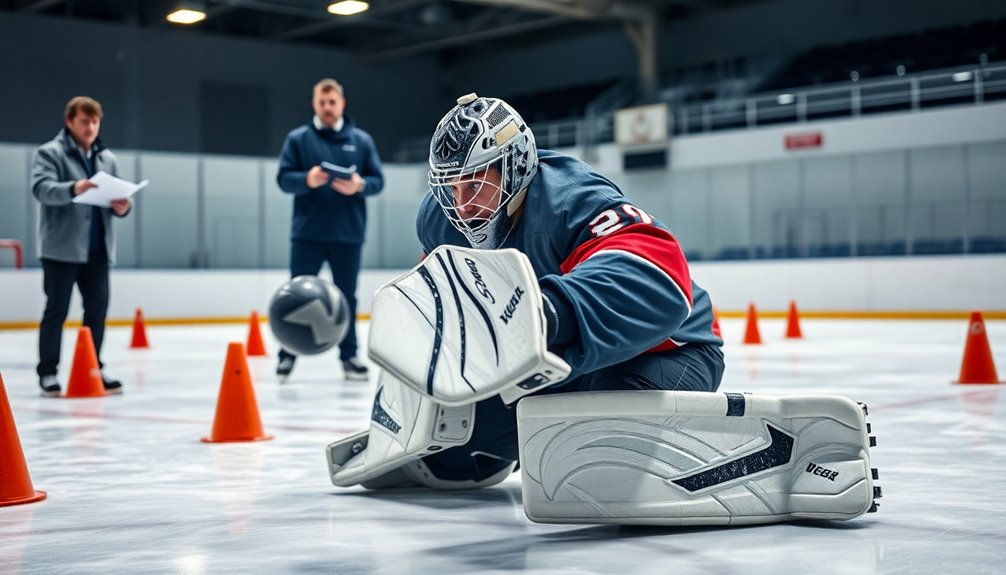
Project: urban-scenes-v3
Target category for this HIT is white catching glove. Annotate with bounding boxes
[367,245,571,407]
[327,370,474,487]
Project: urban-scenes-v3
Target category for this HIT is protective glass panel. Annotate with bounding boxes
[752,160,800,259]
[910,146,965,255]
[203,156,261,268]
[139,153,199,267]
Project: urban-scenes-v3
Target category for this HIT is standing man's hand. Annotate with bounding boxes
[73,179,98,196]
[111,198,131,216]
[307,165,330,188]
[331,172,365,196]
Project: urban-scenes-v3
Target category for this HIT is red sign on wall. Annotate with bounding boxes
[784,132,823,150]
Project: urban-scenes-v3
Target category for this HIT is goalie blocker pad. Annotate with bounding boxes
[368,245,570,407]
[518,391,881,526]
[328,371,474,487]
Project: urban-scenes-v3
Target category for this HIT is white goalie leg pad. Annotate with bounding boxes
[518,391,881,526]
[327,370,475,488]
[367,245,570,407]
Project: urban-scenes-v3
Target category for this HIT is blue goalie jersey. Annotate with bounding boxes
[417,149,722,380]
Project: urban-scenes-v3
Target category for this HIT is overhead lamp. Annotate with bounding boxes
[776,93,795,105]
[328,1,370,16]
[952,71,973,82]
[167,3,206,25]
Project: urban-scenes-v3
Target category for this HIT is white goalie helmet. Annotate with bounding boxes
[428,93,538,248]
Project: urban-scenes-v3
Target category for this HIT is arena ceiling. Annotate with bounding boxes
[1,0,766,59]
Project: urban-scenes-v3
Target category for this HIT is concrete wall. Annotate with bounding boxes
[0,12,441,158]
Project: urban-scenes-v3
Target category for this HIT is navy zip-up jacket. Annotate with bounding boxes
[277,115,384,244]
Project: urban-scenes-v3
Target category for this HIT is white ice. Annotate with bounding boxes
[0,318,1004,574]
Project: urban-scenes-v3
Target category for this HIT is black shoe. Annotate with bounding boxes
[342,357,369,381]
[101,373,124,395]
[277,356,295,383]
[39,375,61,397]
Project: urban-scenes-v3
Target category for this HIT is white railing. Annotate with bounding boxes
[676,63,1006,135]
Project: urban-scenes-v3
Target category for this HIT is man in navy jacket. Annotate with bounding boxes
[275,78,384,382]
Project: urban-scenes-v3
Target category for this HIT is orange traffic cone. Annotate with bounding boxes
[743,303,762,345]
[785,300,803,339]
[0,373,47,506]
[955,311,1000,384]
[129,308,149,349]
[202,342,273,443]
[64,327,105,398]
[245,311,267,357]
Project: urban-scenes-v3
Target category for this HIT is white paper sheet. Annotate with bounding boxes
[71,171,148,208]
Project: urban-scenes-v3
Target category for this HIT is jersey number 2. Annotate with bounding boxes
[589,205,653,237]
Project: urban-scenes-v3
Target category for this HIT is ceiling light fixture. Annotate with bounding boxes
[328,1,370,16]
[167,5,206,25]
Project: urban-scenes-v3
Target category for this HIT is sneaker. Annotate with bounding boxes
[342,357,369,381]
[276,356,295,383]
[39,375,61,397]
[101,373,124,395]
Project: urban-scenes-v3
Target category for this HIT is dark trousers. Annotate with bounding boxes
[279,239,362,362]
[37,256,110,377]
[422,342,726,482]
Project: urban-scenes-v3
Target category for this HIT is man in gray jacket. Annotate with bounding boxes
[32,96,131,396]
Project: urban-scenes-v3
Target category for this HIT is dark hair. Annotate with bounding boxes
[65,96,103,120]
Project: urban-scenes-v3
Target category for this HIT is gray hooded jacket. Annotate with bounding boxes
[31,130,130,265]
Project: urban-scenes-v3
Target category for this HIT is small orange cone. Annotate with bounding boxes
[64,327,105,398]
[785,300,803,339]
[129,308,149,349]
[202,342,273,443]
[0,373,47,507]
[955,311,1000,384]
[245,311,267,357]
[743,303,762,345]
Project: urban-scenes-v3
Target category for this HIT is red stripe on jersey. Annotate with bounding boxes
[559,223,693,305]
[647,339,680,353]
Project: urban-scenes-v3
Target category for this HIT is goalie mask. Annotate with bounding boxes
[428,93,538,249]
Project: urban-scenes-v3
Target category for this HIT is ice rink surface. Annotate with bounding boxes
[1,317,1004,574]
